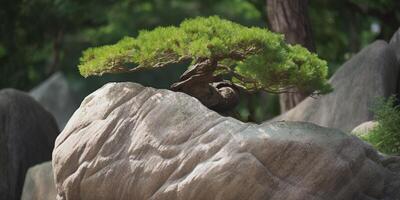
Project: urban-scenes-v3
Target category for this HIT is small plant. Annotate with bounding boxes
[361,96,400,155]
[78,16,332,111]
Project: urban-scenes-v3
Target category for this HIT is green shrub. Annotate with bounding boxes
[361,96,400,155]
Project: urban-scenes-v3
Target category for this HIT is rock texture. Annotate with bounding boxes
[0,89,59,200]
[390,28,400,62]
[30,72,79,130]
[351,121,379,137]
[21,161,56,200]
[53,82,400,200]
[271,40,400,132]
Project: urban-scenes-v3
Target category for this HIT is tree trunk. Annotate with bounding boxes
[47,30,64,74]
[170,59,240,112]
[266,0,315,112]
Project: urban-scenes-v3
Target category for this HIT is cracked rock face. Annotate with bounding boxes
[53,82,399,200]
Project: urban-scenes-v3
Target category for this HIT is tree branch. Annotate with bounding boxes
[103,56,191,75]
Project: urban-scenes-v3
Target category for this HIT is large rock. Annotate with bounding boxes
[271,40,400,132]
[381,156,400,199]
[53,82,400,200]
[0,89,59,200]
[30,72,79,130]
[390,28,400,62]
[21,161,56,200]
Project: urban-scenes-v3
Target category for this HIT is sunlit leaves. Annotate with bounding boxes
[79,16,331,94]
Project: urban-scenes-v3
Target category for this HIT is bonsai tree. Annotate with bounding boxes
[79,16,332,111]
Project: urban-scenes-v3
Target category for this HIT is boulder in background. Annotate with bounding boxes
[351,121,379,137]
[389,27,400,63]
[30,72,79,130]
[21,161,56,200]
[0,89,59,200]
[271,40,399,132]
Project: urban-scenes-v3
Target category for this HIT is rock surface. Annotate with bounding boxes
[0,89,59,200]
[21,161,56,200]
[30,72,79,130]
[351,121,379,137]
[381,156,400,199]
[390,28,400,62]
[53,82,400,200]
[271,40,400,132]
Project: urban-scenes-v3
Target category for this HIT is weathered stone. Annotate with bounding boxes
[0,89,59,200]
[53,82,400,200]
[351,121,379,137]
[21,161,56,200]
[381,156,400,199]
[389,27,400,63]
[272,40,400,132]
[30,72,79,130]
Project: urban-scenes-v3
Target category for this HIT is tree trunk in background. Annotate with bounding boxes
[266,0,315,112]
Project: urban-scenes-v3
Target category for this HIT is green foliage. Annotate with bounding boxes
[350,0,398,12]
[361,96,400,155]
[0,0,114,90]
[4,0,398,121]
[308,0,400,75]
[79,16,331,95]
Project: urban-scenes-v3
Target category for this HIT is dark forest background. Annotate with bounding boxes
[1,0,399,122]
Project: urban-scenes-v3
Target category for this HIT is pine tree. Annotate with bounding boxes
[79,16,331,111]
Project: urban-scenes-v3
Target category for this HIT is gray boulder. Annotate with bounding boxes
[389,28,400,62]
[21,161,56,200]
[381,156,400,199]
[271,40,400,132]
[53,82,400,200]
[0,89,59,200]
[30,72,79,130]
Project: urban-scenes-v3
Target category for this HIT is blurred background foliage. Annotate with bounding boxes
[1,0,399,122]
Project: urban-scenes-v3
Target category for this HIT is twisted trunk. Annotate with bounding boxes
[170,59,239,111]
[266,0,315,112]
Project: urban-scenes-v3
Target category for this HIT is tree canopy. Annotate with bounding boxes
[79,16,332,95]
